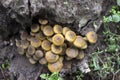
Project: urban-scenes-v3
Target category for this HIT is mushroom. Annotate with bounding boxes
[19,30,28,40]
[62,27,71,35]
[48,59,63,73]
[35,50,44,58]
[29,58,37,64]
[33,55,39,61]
[38,19,48,25]
[60,43,67,55]
[51,44,62,55]
[27,35,34,41]
[47,36,53,42]
[76,50,85,60]
[30,38,41,48]
[73,36,87,49]
[43,25,54,36]
[41,40,51,51]
[45,51,59,63]
[20,40,29,49]
[66,47,78,58]
[52,34,64,46]
[26,52,31,58]
[65,31,76,42]
[31,24,40,33]
[39,58,47,65]
[85,31,97,44]
[30,32,36,36]
[65,56,72,60]
[27,45,35,56]
[17,47,25,55]
[15,39,21,47]
[53,24,63,33]
[35,31,46,40]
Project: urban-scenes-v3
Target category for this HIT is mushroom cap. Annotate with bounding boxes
[33,55,39,61]
[52,34,64,46]
[73,36,87,49]
[48,60,63,73]
[29,58,37,64]
[27,35,34,41]
[20,40,29,49]
[51,44,63,55]
[76,50,85,60]
[47,36,53,42]
[53,24,63,33]
[39,19,48,25]
[31,24,40,33]
[27,45,35,56]
[26,52,31,58]
[19,30,28,40]
[30,38,41,48]
[35,31,46,40]
[65,31,76,42]
[43,25,54,36]
[15,39,21,47]
[30,32,36,36]
[66,47,78,58]
[39,58,47,65]
[45,51,59,63]
[60,43,67,55]
[41,40,51,51]
[62,27,71,35]
[17,47,25,55]
[86,31,97,44]
[65,56,72,60]
[35,50,44,58]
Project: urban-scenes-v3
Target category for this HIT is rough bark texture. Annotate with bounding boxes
[0,0,114,80]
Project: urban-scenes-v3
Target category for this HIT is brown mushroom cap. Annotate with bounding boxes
[35,50,44,58]
[60,43,67,55]
[19,30,28,40]
[86,31,97,44]
[39,58,47,65]
[17,47,25,55]
[27,45,35,56]
[66,47,78,58]
[30,38,41,48]
[29,58,37,64]
[41,40,51,51]
[65,31,76,42]
[53,24,63,34]
[52,34,64,46]
[20,40,29,49]
[48,60,63,73]
[51,44,62,55]
[15,39,21,47]
[43,25,54,36]
[31,24,40,33]
[62,27,71,35]
[73,36,87,49]
[45,51,59,63]
[76,50,85,60]
[38,19,48,25]
[35,31,46,40]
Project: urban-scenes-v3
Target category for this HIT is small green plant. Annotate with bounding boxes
[40,72,63,80]
[72,71,84,80]
[0,60,9,70]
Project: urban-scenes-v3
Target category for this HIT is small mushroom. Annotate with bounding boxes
[62,27,71,35]
[38,19,48,25]
[45,51,59,63]
[43,25,54,36]
[31,24,40,33]
[20,40,29,49]
[35,50,44,58]
[66,47,78,58]
[53,24,63,33]
[33,55,39,61]
[30,32,36,36]
[60,43,67,55]
[47,36,53,42]
[15,39,21,47]
[27,35,34,41]
[76,50,85,60]
[65,31,76,42]
[30,38,41,48]
[35,31,46,40]
[19,30,28,40]
[17,47,25,55]
[26,52,31,58]
[73,36,87,49]
[41,40,51,51]
[52,34,64,46]
[29,58,37,64]
[51,44,62,55]
[85,31,97,44]
[27,45,35,56]
[48,59,63,73]
[39,58,47,65]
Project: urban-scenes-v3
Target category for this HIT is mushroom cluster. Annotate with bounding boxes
[15,19,97,73]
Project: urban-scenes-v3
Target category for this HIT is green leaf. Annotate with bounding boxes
[112,14,120,22]
[117,0,120,6]
[40,74,48,79]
